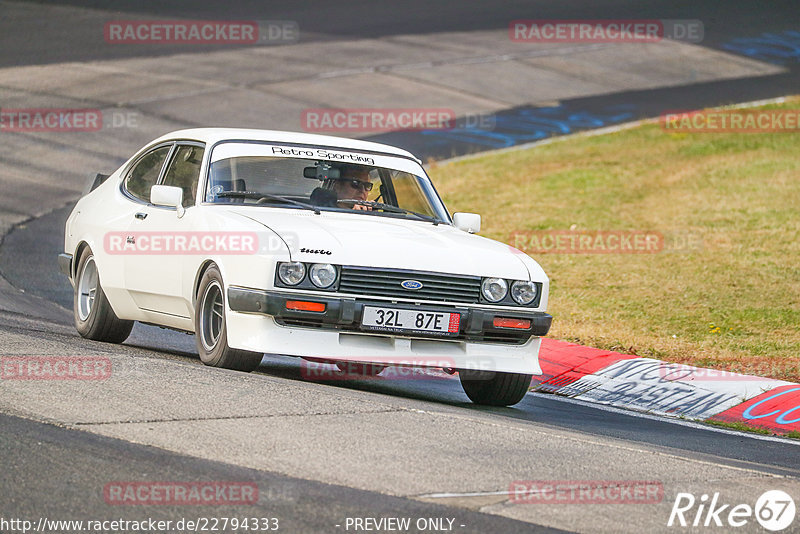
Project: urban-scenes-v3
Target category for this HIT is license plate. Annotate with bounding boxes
[361,306,460,335]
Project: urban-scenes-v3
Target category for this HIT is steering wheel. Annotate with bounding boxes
[338,199,373,211]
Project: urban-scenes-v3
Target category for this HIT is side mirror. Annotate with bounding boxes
[150,185,185,218]
[453,212,481,233]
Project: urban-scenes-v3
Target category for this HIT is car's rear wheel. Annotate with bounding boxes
[74,248,133,343]
[195,264,263,372]
[459,369,532,406]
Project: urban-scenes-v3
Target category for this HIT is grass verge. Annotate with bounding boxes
[430,99,800,382]
[705,419,800,440]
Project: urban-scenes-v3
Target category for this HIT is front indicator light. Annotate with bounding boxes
[286,300,326,312]
[493,317,531,329]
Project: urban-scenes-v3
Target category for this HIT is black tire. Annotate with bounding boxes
[195,264,262,372]
[459,369,533,406]
[73,248,133,343]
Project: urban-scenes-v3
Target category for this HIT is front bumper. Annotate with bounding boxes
[227,287,552,344]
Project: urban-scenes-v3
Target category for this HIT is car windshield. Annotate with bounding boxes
[204,144,449,223]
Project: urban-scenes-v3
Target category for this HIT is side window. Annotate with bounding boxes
[388,170,430,213]
[366,169,382,202]
[162,145,205,208]
[124,146,171,202]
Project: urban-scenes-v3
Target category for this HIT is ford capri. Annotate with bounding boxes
[59,128,551,406]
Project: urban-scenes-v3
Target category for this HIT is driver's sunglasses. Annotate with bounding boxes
[341,178,374,192]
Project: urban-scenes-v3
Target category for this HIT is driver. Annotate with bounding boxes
[330,165,374,210]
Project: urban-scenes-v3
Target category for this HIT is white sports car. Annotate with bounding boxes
[59,128,551,406]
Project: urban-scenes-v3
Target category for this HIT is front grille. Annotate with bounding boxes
[338,266,481,304]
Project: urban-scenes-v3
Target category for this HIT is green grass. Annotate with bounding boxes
[705,419,800,440]
[704,419,773,435]
[429,99,800,381]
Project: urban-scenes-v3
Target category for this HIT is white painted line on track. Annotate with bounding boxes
[419,490,511,499]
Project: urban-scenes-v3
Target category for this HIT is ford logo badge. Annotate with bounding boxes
[401,280,423,290]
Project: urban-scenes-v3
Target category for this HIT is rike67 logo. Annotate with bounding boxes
[668,490,796,531]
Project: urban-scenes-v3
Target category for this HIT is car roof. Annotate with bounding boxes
[151,128,421,163]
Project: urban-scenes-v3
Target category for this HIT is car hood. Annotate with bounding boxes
[231,208,542,280]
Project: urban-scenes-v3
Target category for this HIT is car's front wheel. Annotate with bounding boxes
[459,369,532,406]
[195,265,263,372]
[73,248,133,343]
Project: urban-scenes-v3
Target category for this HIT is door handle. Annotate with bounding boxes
[135,212,147,220]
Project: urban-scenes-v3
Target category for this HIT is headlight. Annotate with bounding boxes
[481,277,508,302]
[309,263,337,288]
[511,281,537,305]
[278,262,306,285]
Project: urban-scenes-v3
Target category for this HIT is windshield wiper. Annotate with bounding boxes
[216,191,320,214]
[337,200,441,225]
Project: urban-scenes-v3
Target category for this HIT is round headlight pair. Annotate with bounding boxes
[278,262,337,288]
[481,278,538,305]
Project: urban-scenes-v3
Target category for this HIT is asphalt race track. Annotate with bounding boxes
[1,1,800,533]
